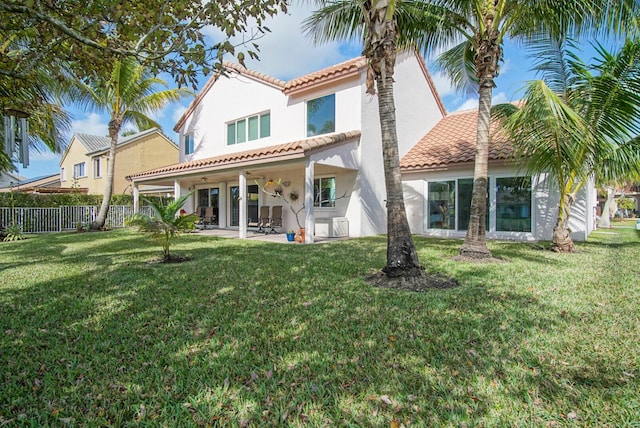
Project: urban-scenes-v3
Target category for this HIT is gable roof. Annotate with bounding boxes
[174,50,447,131]
[128,131,361,181]
[283,57,368,95]
[61,128,174,166]
[74,133,110,153]
[400,109,512,172]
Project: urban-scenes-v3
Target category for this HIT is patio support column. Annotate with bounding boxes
[174,180,181,199]
[132,183,139,213]
[239,172,247,239]
[304,158,315,244]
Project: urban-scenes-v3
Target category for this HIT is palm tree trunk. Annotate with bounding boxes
[91,118,120,230]
[460,82,492,258]
[377,70,423,277]
[365,3,422,278]
[599,186,615,228]
[460,19,501,259]
[552,192,576,252]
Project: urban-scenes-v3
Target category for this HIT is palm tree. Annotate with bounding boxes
[494,37,640,252]
[75,58,192,230]
[126,193,199,262]
[410,0,639,258]
[304,0,424,278]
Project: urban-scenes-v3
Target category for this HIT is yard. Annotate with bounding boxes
[1,223,639,426]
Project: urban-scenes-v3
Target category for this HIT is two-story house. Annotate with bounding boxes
[128,51,596,243]
[128,51,446,242]
[59,128,178,195]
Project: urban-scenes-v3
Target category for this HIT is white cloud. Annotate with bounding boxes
[172,105,188,123]
[453,92,510,112]
[70,112,108,136]
[431,71,456,98]
[203,3,360,80]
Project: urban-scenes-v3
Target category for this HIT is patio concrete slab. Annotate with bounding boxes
[190,227,348,244]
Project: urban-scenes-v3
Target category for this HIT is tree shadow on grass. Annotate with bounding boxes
[0,233,636,425]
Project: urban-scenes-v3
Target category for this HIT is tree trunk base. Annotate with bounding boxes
[552,227,575,253]
[459,245,492,259]
[382,265,424,279]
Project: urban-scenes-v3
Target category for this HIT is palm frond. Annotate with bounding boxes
[435,40,478,96]
[302,0,364,46]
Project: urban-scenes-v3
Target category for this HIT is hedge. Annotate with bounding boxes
[0,192,172,208]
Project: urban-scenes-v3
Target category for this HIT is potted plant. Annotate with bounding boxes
[286,229,296,241]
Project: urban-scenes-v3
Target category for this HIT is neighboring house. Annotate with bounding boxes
[128,52,596,243]
[0,174,64,193]
[0,170,25,189]
[401,109,597,242]
[59,128,178,195]
[128,51,446,242]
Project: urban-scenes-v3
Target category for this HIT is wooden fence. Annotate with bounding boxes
[0,205,154,233]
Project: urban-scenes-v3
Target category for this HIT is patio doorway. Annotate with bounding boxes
[229,184,259,227]
[197,187,219,225]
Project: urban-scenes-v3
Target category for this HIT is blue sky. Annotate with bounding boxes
[16,3,614,179]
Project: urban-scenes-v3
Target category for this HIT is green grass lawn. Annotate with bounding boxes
[1,223,639,426]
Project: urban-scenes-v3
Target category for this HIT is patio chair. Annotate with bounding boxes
[249,206,270,233]
[202,206,215,229]
[268,205,282,234]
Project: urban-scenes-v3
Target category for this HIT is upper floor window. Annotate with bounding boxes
[60,167,66,182]
[314,176,336,208]
[184,133,194,154]
[227,112,270,145]
[307,94,335,137]
[73,162,86,178]
[93,158,101,178]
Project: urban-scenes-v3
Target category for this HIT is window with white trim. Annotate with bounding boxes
[184,133,194,154]
[60,167,66,182]
[425,176,530,232]
[307,94,335,137]
[227,112,270,145]
[314,177,336,208]
[73,162,86,178]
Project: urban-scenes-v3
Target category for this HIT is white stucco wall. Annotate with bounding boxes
[177,74,287,162]
[177,72,363,164]
[358,52,446,237]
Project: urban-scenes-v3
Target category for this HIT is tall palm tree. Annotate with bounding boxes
[75,58,192,230]
[494,37,640,252]
[304,0,424,278]
[411,0,639,258]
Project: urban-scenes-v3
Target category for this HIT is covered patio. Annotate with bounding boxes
[127,131,361,243]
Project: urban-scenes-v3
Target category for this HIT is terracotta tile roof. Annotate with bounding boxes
[401,109,512,171]
[221,61,287,88]
[283,57,368,95]
[128,131,361,181]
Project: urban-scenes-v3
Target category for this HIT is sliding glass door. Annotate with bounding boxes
[229,184,258,227]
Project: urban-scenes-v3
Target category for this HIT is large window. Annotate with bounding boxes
[314,177,336,208]
[428,181,456,229]
[426,176,529,232]
[73,162,86,178]
[307,94,335,137]
[227,112,270,145]
[496,177,531,232]
[93,158,101,178]
[184,133,194,154]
